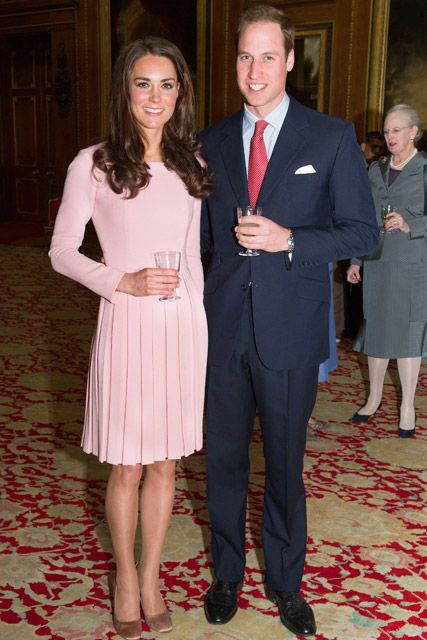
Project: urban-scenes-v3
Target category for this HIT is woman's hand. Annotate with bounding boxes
[347,264,361,284]
[117,268,180,297]
[384,211,410,233]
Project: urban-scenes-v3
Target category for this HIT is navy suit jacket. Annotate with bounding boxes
[201,96,378,370]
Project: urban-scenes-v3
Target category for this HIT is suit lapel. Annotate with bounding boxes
[219,111,250,207]
[258,97,310,208]
[217,99,311,210]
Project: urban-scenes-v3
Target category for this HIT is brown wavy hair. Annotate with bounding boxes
[93,37,213,199]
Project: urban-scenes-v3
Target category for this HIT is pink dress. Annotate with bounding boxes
[49,146,207,465]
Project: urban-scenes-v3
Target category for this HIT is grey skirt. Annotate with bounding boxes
[353,260,427,358]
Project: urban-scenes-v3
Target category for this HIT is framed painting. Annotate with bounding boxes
[287,22,332,113]
[367,0,427,137]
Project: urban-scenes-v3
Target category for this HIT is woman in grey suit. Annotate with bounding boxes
[347,104,427,437]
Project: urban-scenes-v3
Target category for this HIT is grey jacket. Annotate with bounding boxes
[352,151,427,266]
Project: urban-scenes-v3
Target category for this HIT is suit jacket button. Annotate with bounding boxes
[241,284,247,290]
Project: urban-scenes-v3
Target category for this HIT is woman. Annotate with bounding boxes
[49,37,213,639]
[347,104,427,438]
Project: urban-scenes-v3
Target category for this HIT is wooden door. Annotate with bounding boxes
[0,33,53,221]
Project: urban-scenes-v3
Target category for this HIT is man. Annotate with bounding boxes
[200,5,378,637]
[360,130,387,166]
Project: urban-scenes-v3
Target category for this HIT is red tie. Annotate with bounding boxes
[248,120,268,207]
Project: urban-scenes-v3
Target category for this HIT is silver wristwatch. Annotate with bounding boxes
[287,231,295,253]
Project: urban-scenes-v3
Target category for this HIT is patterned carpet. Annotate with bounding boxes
[0,244,426,640]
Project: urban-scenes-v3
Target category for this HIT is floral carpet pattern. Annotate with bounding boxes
[0,245,426,640]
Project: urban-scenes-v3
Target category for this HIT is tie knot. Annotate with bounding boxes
[254,120,268,137]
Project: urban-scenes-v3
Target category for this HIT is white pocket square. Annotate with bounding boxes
[294,164,316,174]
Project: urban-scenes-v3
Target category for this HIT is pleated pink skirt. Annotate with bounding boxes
[81,276,207,465]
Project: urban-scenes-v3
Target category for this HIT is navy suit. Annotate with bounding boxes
[201,96,378,591]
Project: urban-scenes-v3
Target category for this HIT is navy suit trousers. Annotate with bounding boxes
[205,292,318,591]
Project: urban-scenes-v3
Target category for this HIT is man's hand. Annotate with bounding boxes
[235,215,291,253]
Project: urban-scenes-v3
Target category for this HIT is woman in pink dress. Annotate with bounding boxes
[49,37,213,639]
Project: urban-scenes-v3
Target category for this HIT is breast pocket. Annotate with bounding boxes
[285,173,321,218]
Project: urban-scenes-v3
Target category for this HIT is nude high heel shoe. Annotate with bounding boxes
[143,609,173,633]
[140,594,172,633]
[108,572,142,640]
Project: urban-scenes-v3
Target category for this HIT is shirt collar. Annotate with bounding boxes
[242,92,290,133]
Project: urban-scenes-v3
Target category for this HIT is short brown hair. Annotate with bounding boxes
[236,4,295,56]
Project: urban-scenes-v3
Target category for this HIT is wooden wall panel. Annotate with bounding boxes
[74,0,111,146]
[208,0,245,123]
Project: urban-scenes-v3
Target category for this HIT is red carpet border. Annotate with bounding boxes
[0,245,426,640]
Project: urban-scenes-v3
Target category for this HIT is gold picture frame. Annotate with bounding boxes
[366,0,390,131]
[287,22,332,114]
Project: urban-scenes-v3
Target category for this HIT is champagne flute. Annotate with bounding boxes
[380,203,394,234]
[154,251,181,301]
[237,206,261,256]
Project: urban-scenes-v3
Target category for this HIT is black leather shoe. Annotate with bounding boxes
[350,404,381,424]
[398,426,415,438]
[204,580,242,625]
[266,588,316,637]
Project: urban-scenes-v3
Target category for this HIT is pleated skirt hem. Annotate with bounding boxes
[354,319,427,359]
[80,442,203,466]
